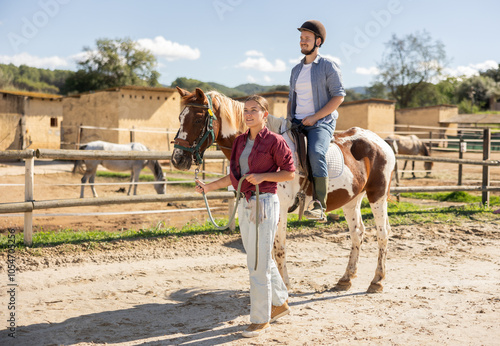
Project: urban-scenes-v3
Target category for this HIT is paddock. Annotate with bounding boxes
[0,149,499,345]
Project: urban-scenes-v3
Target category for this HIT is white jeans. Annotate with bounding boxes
[238,193,288,324]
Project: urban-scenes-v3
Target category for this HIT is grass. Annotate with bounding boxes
[399,191,500,206]
[1,199,498,250]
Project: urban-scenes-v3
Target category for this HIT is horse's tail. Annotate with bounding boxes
[72,144,88,174]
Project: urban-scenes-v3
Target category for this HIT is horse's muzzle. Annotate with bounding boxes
[171,149,192,171]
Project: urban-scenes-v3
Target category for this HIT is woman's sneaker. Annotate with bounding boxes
[242,322,270,338]
[270,301,290,322]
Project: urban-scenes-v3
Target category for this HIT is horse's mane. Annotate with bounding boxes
[207,91,247,135]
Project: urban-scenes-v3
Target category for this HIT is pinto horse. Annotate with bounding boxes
[384,134,433,178]
[74,141,166,198]
[172,87,395,293]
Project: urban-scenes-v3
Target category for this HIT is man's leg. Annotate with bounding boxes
[304,121,334,219]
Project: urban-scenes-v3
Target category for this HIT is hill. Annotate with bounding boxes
[0,63,74,95]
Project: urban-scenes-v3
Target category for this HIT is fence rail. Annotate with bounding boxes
[1,136,498,245]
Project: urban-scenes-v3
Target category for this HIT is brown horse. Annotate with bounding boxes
[384,134,433,178]
[172,87,396,293]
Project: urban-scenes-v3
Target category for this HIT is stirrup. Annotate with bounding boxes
[304,199,326,221]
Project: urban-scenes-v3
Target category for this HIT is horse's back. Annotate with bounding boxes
[83,141,148,152]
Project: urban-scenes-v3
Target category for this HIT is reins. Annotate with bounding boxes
[196,168,261,271]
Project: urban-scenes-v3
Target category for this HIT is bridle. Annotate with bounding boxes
[172,94,219,165]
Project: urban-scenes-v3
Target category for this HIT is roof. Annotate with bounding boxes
[0,89,62,100]
[440,113,500,124]
[233,91,289,101]
[397,104,457,112]
[66,85,177,98]
[340,98,396,106]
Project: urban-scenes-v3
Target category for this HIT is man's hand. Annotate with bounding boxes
[301,114,319,127]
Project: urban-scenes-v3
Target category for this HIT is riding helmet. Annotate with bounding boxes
[297,20,326,47]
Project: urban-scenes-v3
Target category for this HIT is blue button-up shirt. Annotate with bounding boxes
[288,54,346,124]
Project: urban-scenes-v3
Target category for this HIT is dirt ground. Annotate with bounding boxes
[0,151,499,345]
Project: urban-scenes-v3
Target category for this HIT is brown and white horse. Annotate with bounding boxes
[384,134,433,178]
[172,87,395,293]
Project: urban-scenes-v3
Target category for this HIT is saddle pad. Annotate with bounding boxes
[327,142,344,179]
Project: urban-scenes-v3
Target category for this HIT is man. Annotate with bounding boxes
[288,20,345,220]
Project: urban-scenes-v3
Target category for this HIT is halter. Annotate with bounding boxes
[173,94,218,165]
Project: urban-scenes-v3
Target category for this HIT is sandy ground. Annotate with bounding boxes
[0,151,499,345]
[0,221,499,345]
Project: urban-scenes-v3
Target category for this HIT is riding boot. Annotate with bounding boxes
[305,177,328,220]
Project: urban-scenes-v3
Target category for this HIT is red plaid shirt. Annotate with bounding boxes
[230,127,295,200]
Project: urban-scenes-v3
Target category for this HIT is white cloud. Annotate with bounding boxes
[237,57,286,72]
[246,75,257,83]
[356,66,380,75]
[289,56,302,65]
[443,60,498,78]
[0,52,69,69]
[245,50,264,57]
[263,75,273,83]
[136,36,200,61]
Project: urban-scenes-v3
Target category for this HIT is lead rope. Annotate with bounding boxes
[196,168,260,270]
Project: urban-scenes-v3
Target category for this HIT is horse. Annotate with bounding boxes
[172,87,395,293]
[384,134,433,178]
[73,141,166,198]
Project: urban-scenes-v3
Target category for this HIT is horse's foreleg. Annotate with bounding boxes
[80,173,88,198]
[334,193,366,291]
[367,198,390,293]
[273,206,290,289]
[411,160,416,178]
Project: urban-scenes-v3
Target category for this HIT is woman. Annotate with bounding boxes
[195,95,295,338]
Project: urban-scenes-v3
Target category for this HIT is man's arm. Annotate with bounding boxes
[301,95,344,127]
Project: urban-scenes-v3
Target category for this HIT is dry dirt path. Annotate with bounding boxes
[1,221,499,345]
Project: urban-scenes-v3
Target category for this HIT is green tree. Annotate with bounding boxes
[376,31,447,109]
[64,38,160,94]
[455,75,500,113]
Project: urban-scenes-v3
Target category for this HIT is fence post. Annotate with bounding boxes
[458,131,463,186]
[130,126,135,142]
[482,128,491,206]
[76,123,83,149]
[24,150,35,246]
[428,131,433,154]
[226,166,236,231]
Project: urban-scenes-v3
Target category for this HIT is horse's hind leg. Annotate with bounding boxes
[333,192,366,291]
[367,197,391,293]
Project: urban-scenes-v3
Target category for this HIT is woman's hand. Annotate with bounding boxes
[245,173,266,185]
[195,179,209,194]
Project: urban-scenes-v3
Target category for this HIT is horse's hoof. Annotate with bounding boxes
[367,283,383,293]
[332,280,351,291]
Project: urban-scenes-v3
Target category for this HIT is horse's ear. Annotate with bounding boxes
[195,88,207,104]
[176,86,190,97]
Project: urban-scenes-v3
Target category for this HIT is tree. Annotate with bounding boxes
[376,31,447,108]
[455,75,500,113]
[64,38,160,94]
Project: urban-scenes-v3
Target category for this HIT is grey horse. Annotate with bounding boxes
[73,141,166,198]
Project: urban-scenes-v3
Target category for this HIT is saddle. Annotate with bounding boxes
[280,122,312,217]
[281,121,344,218]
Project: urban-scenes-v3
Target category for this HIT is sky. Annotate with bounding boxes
[0,0,499,90]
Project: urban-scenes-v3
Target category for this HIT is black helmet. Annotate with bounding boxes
[298,20,326,47]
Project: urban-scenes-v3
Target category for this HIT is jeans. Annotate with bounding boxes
[293,118,335,177]
[238,193,288,324]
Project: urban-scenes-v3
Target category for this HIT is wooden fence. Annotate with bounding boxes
[0,146,499,246]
